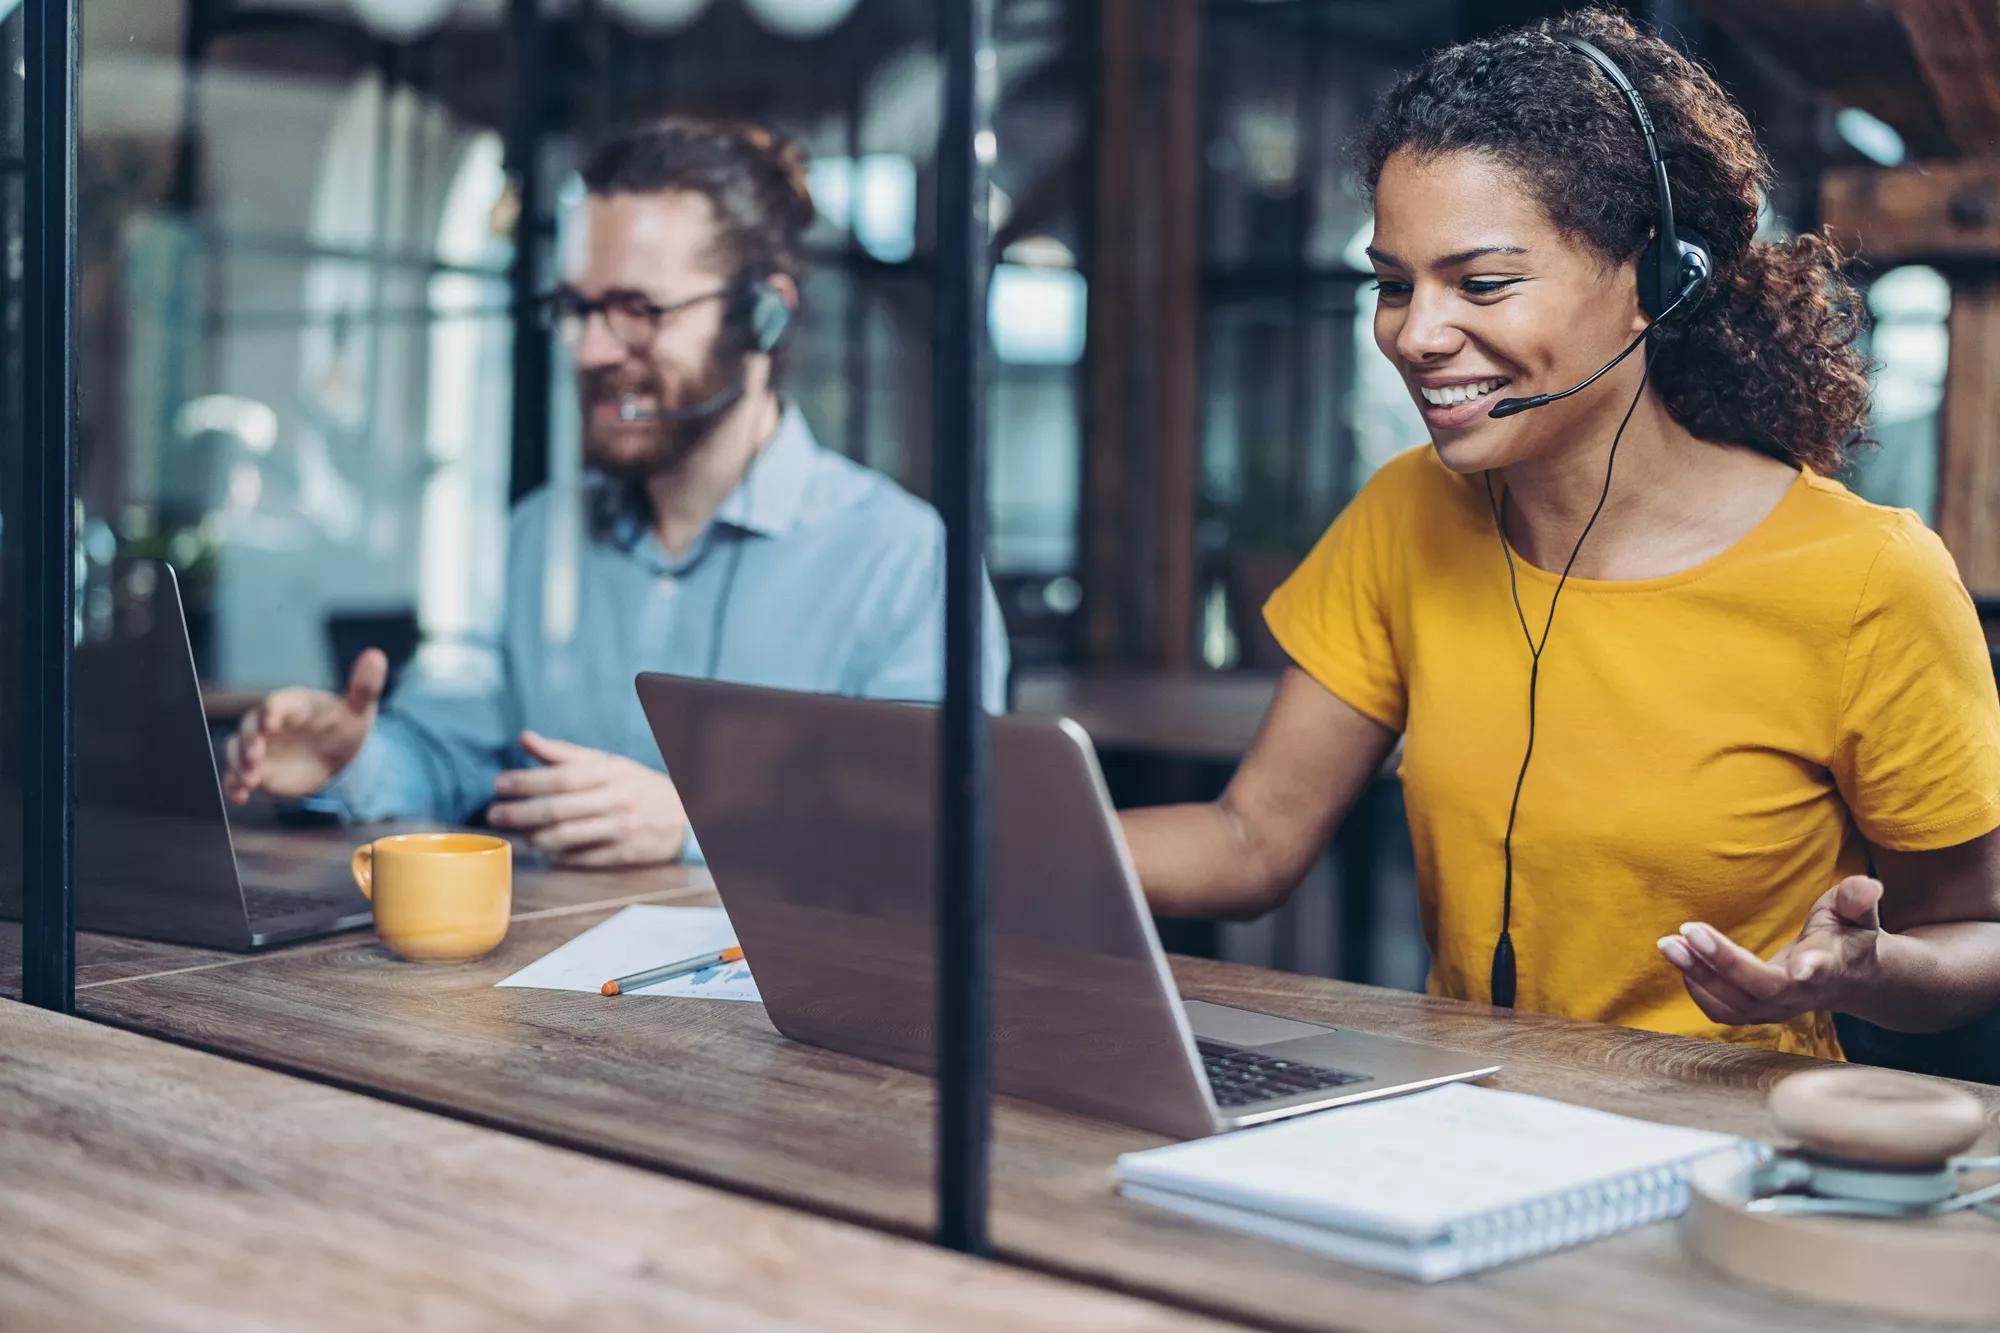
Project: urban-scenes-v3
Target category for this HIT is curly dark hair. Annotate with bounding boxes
[1355,8,1871,474]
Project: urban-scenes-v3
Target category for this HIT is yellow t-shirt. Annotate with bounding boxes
[1264,446,2000,1058]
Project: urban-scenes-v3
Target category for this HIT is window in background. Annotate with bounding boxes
[808,151,917,262]
[989,258,1083,575]
[1852,264,1947,525]
[279,70,461,691]
[71,2,513,697]
[1195,1,1433,670]
[419,130,514,681]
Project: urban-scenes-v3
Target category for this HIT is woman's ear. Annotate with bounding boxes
[1624,256,1651,335]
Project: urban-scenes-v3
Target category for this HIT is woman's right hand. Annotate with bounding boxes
[222,649,388,804]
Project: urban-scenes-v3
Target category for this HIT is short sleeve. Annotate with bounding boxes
[1261,459,1410,732]
[1833,518,2000,850]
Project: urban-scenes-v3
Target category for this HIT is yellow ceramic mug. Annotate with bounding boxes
[350,833,512,962]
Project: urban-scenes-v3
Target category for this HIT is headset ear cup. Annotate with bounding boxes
[748,283,793,354]
[1636,228,1712,321]
[1674,225,1713,308]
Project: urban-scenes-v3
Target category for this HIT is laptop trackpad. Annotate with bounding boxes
[1183,998,1337,1047]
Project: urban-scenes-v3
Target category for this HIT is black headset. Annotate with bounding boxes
[646,277,794,425]
[1565,37,1712,321]
[1487,35,1712,419]
[736,278,796,357]
[1483,34,1713,1009]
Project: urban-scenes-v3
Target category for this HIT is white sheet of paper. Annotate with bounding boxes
[495,904,760,1002]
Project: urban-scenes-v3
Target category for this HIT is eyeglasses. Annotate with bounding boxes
[538,285,734,353]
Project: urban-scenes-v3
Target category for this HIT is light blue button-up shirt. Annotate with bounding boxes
[322,405,1009,836]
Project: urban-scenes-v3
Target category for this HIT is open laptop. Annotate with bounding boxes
[637,674,1497,1140]
[0,561,372,950]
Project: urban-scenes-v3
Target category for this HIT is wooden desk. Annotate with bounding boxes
[66,882,1995,1333]
[0,822,706,998]
[0,1003,1234,1331]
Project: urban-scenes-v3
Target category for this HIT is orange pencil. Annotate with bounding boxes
[601,945,745,996]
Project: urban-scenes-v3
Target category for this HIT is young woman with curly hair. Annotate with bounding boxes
[1121,8,2000,1058]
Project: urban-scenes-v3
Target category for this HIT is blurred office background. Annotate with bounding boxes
[1,0,1991,990]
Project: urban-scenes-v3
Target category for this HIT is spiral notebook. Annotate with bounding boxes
[1114,1083,1743,1281]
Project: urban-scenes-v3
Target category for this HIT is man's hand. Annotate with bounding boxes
[1657,875,1884,1026]
[487,731,689,868]
[222,650,387,804]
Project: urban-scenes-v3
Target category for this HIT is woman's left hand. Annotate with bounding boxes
[1657,876,1884,1026]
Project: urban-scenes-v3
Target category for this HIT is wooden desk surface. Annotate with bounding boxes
[0,1002,1235,1332]
[1,822,705,997]
[66,879,1998,1333]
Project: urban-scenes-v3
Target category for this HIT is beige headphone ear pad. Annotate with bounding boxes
[1769,1068,1985,1167]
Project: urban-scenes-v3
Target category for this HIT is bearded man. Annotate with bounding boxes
[223,117,1008,867]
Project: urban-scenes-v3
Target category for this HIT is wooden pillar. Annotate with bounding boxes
[1083,0,1199,667]
[1940,275,2000,596]
[1886,0,2000,629]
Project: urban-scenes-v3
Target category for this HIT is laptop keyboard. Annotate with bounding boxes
[241,884,367,924]
[1196,1038,1369,1109]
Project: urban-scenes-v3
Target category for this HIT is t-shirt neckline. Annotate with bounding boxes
[1485,463,1811,594]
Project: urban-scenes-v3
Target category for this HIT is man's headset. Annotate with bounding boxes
[1483,34,1714,1009]
[642,278,796,423]
[739,279,796,357]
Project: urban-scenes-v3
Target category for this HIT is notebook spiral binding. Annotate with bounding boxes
[1445,1142,1768,1275]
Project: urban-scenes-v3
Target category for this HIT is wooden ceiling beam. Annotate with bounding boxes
[1891,0,2000,155]
[1821,158,2000,264]
[1691,0,1957,158]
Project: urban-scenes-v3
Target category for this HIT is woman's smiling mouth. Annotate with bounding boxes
[1413,376,1512,429]
[1419,377,1507,405]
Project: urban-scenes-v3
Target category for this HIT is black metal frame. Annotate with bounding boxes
[20,0,79,1014]
[2,18,19,703]
[506,0,552,505]
[934,0,996,1255]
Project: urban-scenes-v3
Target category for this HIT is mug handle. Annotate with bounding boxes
[350,843,374,901]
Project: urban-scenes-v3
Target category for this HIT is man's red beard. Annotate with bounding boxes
[578,348,746,478]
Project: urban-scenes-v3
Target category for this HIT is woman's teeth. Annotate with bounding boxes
[1419,379,1506,407]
